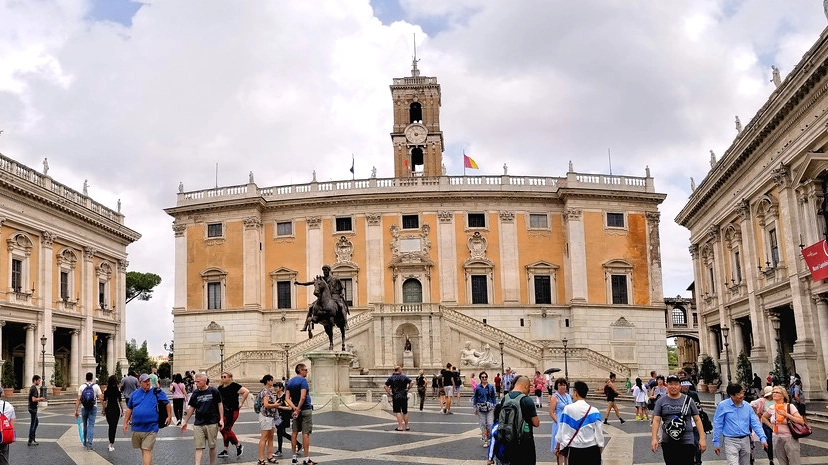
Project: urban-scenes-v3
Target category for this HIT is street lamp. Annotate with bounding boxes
[721,326,732,385]
[499,340,505,392]
[770,315,787,385]
[562,338,569,380]
[284,344,291,382]
[219,341,225,374]
[40,335,47,399]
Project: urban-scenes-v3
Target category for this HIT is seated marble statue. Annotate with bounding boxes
[461,341,483,366]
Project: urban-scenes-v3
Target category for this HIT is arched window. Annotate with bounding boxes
[409,102,422,123]
[411,147,424,168]
[672,307,687,327]
[402,278,422,303]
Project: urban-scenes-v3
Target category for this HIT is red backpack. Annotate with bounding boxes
[0,401,14,445]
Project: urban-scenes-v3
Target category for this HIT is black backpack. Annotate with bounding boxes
[153,388,168,429]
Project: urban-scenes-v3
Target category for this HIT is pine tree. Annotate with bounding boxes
[736,349,752,388]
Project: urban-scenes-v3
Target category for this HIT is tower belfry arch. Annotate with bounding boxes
[390,43,444,178]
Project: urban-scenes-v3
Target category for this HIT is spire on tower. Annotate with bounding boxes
[411,33,420,77]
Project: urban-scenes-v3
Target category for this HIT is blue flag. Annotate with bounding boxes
[349,156,354,174]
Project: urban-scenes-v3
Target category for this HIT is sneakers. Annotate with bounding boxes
[619,418,626,424]
[292,455,299,465]
[603,419,608,424]
[237,444,244,457]
[217,450,230,458]
[28,441,39,446]
[274,450,283,457]
[108,444,115,452]
[635,415,641,420]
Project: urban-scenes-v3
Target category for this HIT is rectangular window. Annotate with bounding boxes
[207,282,221,309]
[276,222,293,236]
[60,271,69,300]
[402,215,419,229]
[335,217,353,232]
[98,282,106,307]
[607,213,625,228]
[468,213,486,228]
[341,278,354,306]
[529,214,548,229]
[276,281,291,309]
[533,275,552,304]
[769,228,779,266]
[11,259,22,292]
[734,251,742,282]
[471,275,488,304]
[207,223,223,238]
[610,275,628,304]
[708,267,715,293]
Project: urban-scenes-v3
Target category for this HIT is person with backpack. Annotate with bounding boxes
[494,375,539,465]
[415,370,427,411]
[650,374,707,465]
[123,373,172,465]
[473,371,497,447]
[0,397,16,464]
[554,381,603,464]
[256,374,279,465]
[74,371,103,450]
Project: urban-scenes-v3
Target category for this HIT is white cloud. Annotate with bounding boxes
[0,0,825,354]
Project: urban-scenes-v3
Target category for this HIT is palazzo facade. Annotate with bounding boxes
[167,62,668,385]
[676,28,828,400]
[0,153,140,390]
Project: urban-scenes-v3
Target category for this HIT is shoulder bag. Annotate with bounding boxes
[787,404,813,439]
[558,406,592,458]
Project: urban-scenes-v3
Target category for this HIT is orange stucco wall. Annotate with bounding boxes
[584,212,651,305]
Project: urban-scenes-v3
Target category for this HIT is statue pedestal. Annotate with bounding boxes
[306,351,355,410]
[403,350,413,368]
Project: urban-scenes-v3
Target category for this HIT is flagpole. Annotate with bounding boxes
[352,154,355,180]
[463,150,466,176]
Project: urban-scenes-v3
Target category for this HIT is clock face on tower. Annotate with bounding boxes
[404,123,427,144]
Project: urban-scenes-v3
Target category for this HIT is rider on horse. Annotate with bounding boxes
[294,265,349,331]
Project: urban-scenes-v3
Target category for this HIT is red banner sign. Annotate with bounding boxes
[802,240,828,281]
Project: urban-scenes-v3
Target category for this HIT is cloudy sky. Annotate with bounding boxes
[1,0,826,356]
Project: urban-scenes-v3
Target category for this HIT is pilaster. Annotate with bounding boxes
[437,211,457,303]
[498,211,519,302]
[563,208,587,303]
[243,217,262,309]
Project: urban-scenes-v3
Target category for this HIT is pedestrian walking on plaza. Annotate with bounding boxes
[431,374,439,399]
[170,373,187,425]
[651,374,706,465]
[602,372,625,424]
[385,365,412,431]
[287,363,315,465]
[502,367,515,394]
[751,386,774,465]
[273,380,302,458]
[150,367,160,389]
[631,377,649,421]
[440,363,456,414]
[762,385,805,465]
[503,375,540,465]
[217,371,250,458]
[121,370,139,399]
[473,371,496,447]
[256,375,278,464]
[453,366,462,399]
[102,375,123,452]
[123,373,171,465]
[181,372,225,465]
[74,371,103,450]
[533,371,546,408]
[415,370,427,411]
[549,377,573,464]
[494,372,502,397]
[554,380,602,464]
[0,398,16,464]
[27,374,46,446]
[712,383,767,465]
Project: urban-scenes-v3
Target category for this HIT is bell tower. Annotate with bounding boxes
[390,52,444,178]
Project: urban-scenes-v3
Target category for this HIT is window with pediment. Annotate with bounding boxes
[7,233,33,293]
[56,248,78,302]
[603,259,633,305]
[525,261,559,304]
[201,268,227,310]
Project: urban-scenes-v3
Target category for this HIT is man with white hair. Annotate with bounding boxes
[181,373,224,465]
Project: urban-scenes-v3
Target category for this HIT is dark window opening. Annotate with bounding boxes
[60,271,69,300]
[520,318,524,326]
[708,267,715,293]
[402,215,419,229]
[734,251,742,282]
[207,223,223,237]
[99,282,106,307]
[276,281,291,309]
[402,278,422,303]
[482,318,487,325]
[11,259,22,292]
[471,275,488,304]
[769,228,779,266]
[672,307,687,327]
[534,275,552,304]
[468,213,486,228]
[335,217,353,232]
[411,147,424,168]
[207,282,221,309]
[341,278,354,306]
[607,213,624,228]
[409,102,422,123]
[611,274,628,304]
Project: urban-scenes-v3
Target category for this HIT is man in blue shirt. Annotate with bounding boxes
[712,383,767,465]
[287,363,314,465]
[123,373,172,465]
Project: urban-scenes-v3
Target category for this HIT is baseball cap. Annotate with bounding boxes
[139,373,151,382]
[763,386,773,398]
[680,381,692,387]
[665,375,680,383]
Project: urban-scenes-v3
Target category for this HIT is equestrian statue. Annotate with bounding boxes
[295,265,350,351]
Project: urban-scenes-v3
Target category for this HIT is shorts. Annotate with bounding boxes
[392,397,408,414]
[258,415,274,431]
[292,409,313,434]
[193,423,219,450]
[131,431,157,450]
[635,401,647,408]
[534,389,543,397]
[444,386,454,397]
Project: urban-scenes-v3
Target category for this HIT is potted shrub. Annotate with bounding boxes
[700,355,719,392]
[114,361,123,382]
[1,359,14,398]
[98,362,109,392]
[51,361,65,396]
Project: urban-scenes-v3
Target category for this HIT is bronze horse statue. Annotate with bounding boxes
[309,276,347,351]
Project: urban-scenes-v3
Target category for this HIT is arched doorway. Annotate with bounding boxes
[402,278,422,303]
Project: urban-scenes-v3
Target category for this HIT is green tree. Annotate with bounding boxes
[736,349,752,388]
[158,361,171,379]
[699,355,719,384]
[98,361,109,385]
[126,271,162,304]
[114,361,124,381]
[126,338,154,374]
[667,345,678,370]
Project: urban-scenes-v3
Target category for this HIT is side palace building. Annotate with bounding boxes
[676,27,828,400]
[167,61,668,385]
